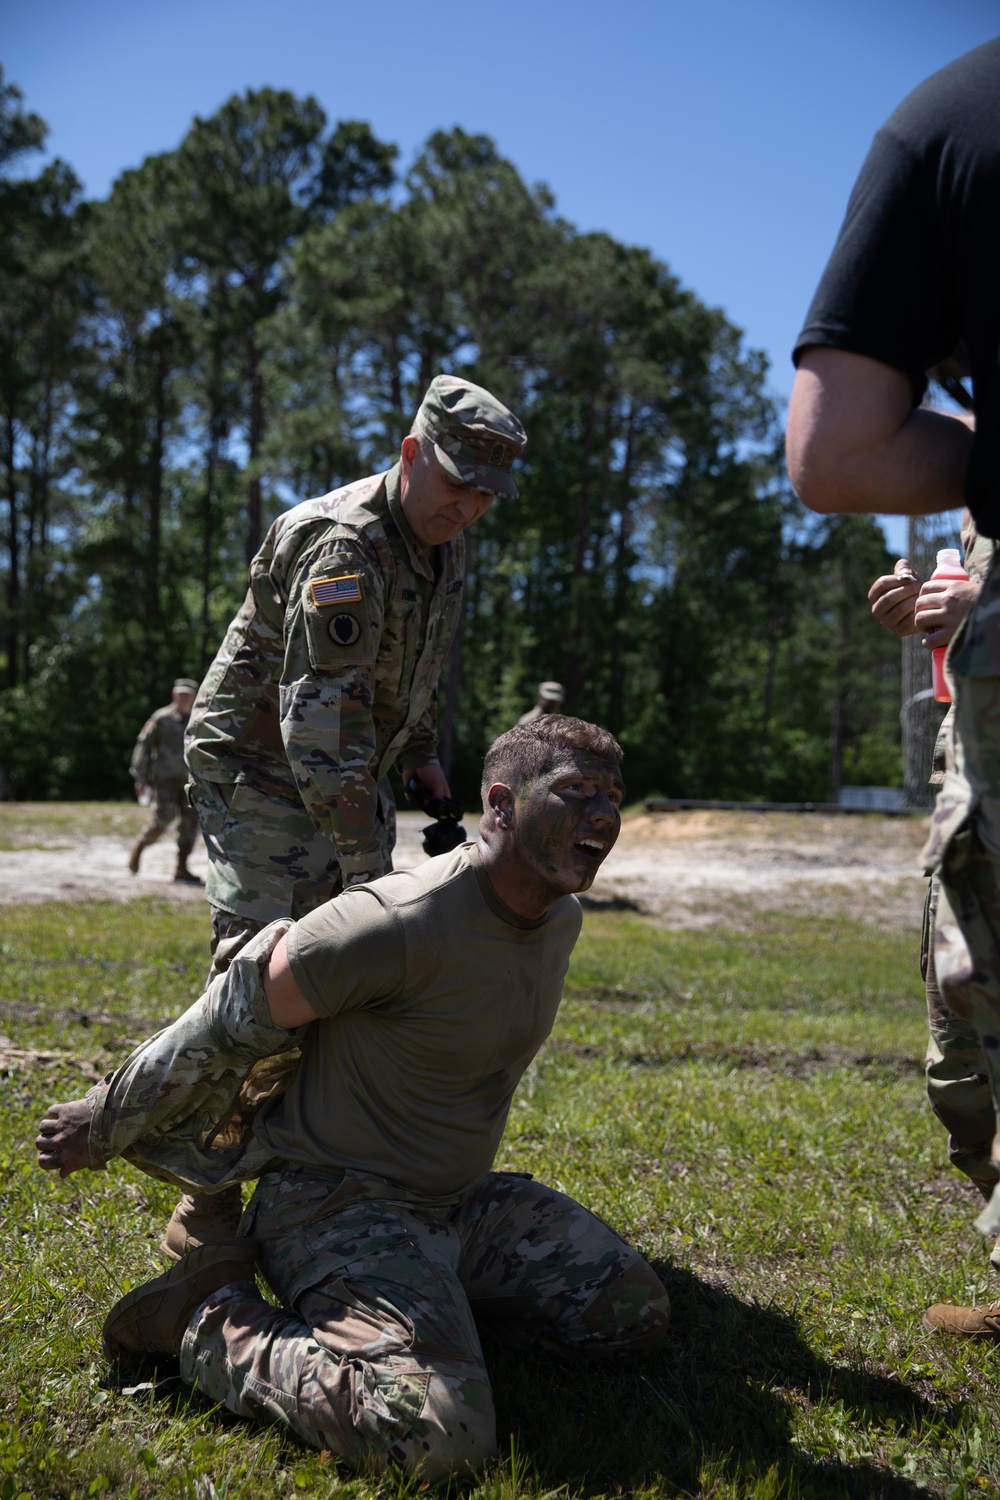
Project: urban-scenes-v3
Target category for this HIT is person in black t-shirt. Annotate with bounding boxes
[786,39,1000,1341]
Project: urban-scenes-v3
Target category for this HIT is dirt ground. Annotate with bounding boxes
[0,803,930,930]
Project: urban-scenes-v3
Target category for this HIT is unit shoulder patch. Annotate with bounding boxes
[329,613,362,647]
[310,574,363,608]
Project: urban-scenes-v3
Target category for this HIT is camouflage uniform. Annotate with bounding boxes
[186,377,527,979]
[924,536,1000,1238]
[185,465,463,968]
[922,522,998,1200]
[83,921,670,1478]
[129,702,199,862]
[182,1168,669,1480]
[174,378,528,1250]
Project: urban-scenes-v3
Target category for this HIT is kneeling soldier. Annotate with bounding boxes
[36,718,670,1482]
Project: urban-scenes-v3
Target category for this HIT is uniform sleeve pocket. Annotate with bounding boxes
[301,566,376,672]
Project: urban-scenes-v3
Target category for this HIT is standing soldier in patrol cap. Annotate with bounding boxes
[166,376,526,1260]
[517,680,565,725]
[186,375,526,974]
[128,678,201,883]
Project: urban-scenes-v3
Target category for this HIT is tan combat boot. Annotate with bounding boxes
[160,1184,245,1262]
[102,1241,258,1362]
[173,856,201,884]
[923,1300,1000,1339]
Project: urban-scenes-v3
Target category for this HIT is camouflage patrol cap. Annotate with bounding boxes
[539,681,565,702]
[413,375,527,499]
[172,678,198,694]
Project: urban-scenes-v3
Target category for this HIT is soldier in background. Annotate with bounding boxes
[128,678,201,884]
[167,376,526,1263]
[517,680,565,724]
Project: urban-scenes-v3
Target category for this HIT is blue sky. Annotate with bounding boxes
[6,0,998,548]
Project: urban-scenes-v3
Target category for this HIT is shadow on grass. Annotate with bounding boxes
[578,895,646,914]
[484,1263,962,1498]
[107,1264,958,1498]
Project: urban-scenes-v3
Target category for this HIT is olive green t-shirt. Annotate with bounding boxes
[253,843,583,1197]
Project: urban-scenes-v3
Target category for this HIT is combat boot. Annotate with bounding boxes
[128,837,146,874]
[173,856,201,884]
[102,1241,258,1362]
[160,1184,244,1262]
[923,1299,1000,1339]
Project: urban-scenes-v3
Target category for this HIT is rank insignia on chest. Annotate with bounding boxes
[310,574,363,607]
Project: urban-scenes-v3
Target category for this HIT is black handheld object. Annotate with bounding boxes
[405,777,467,858]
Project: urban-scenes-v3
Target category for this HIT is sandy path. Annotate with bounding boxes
[0,805,930,928]
[0,811,430,907]
[586,810,929,927]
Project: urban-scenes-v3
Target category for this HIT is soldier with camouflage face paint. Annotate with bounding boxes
[170,376,527,1263]
[36,718,670,1483]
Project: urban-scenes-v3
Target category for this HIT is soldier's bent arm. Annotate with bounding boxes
[278,538,391,885]
[86,921,308,1175]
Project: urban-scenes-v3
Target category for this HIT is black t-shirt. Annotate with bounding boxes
[793,38,1000,536]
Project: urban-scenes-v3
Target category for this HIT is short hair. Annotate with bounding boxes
[481,716,623,808]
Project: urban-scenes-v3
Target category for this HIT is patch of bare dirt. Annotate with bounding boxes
[0,804,931,930]
[0,811,430,906]
[587,808,929,929]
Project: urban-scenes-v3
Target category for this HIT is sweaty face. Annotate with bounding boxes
[509,750,623,900]
[401,445,495,546]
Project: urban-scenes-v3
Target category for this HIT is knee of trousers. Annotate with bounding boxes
[574,1258,672,1361]
[391,1371,497,1483]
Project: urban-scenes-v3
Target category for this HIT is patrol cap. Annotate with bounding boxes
[172,678,198,694]
[539,681,565,702]
[413,374,527,499]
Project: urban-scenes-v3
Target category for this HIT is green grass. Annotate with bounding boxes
[1,894,998,1499]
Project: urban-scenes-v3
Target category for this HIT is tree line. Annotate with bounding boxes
[0,68,915,808]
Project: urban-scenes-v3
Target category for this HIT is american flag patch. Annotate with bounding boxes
[310,574,362,607]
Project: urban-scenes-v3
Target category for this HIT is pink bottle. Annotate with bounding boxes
[929,547,969,704]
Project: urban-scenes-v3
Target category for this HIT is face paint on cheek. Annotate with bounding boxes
[516,779,572,875]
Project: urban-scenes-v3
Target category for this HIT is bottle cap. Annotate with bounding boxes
[936,548,962,569]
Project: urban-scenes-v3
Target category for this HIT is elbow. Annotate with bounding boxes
[786,365,866,515]
[785,432,847,514]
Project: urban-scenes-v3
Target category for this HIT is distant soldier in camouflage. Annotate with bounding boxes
[128,678,201,884]
[171,376,527,1266]
[517,679,565,725]
[36,718,670,1482]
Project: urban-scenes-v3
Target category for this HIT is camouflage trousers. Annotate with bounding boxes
[922,875,998,1199]
[180,1166,671,1481]
[138,780,198,857]
[190,778,396,983]
[928,637,1000,1235]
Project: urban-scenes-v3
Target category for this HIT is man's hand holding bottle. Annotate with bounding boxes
[868,557,979,649]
